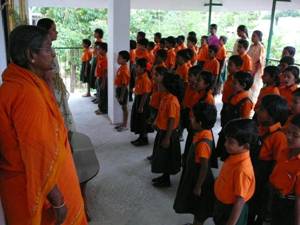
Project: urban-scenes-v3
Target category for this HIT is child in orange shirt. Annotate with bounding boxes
[174,102,217,225]
[114,51,130,132]
[217,72,254,160]
[80,39,92,97]
[165,36,177,69]
[175,35,186,53]
[130,58,153,146]
[151,73,184,187]
[187,35,198,66]
[279,66,300,109]
[176,49,193,84]
[254,66,280,115]
[278,56,294,87]
[153,32,162,55]
[237,39,253,73]
[197,36,209,67]
[216,36,227,77]
[94,42,108,115]
[147,41,155,66]
[269,114,300,225]
[129,40,137,102]
[135,38,150,62]
[214,119,257,225]
[249,95,289,225]
[203,45,220,77]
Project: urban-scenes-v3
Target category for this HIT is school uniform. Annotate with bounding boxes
[135,48,150,62]
[166,48,176,69]
[89,54,98,89]
[129,49,136,101]
[203,57,220,77]
[151,93,181,175]
[182,90,216,167]
[279,84,298,109]
[269,151,300,225]
[254,86,280,112]
[153,43,160,55]
[130,73,153,134]
[197,44,209,66]
[79,48,92,83]
[114,64,130,106]
[240,53,253,73]
[213,151,255,225]
[175,43,186,53]
[222,73,234,104]
[173,130,215,222]
[218,91,253,160]
[189,45,198,66]
[248,123,289,224]
[176,63,190,83]
[96,55,108,113]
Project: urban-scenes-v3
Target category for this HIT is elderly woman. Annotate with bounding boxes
[0,25,87,225]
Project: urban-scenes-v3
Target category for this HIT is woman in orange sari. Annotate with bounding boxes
[0,25,87,225]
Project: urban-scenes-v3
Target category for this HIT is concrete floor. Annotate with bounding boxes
[69,94,221,225]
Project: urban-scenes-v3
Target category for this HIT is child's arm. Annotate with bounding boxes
[100,70,108,89]
[226,196,245,225]
[161,118,175,149]
[193,157,209,196]
[296,196,300,225]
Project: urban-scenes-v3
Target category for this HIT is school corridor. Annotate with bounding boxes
[69,94,218,225]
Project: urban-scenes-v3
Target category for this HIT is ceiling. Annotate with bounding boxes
[28,0,300,11]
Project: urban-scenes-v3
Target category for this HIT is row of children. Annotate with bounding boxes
[79,26,299,225]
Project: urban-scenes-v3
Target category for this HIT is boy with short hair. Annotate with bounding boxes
[114,51,130,131]
[214,119,257,225]
[237,39,253,73]
[95,42,108,115]
[175,35,186,53]
[197,35,209,67]
[165,36,177,69]
[203,45,220,77]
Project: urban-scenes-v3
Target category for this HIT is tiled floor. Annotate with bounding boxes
[69,94,222,225]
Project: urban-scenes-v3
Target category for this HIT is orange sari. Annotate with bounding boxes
[0,64,87,225]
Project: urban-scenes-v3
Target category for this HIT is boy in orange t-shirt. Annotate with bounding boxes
[151,72,183,188]
[203,45,220,77]
[176,49,193,84]
[80,39,92,97]
[165,36,177,69]
[237,39,253,73]
[187,36,198,66]
[197,35,209,67]
[147,41,155,66]
[175,35,186,53]
[216,36,227,76]
[214,119,257,225]
[114,51,131,132]
[95,42,108,115]
[153,32,162,55]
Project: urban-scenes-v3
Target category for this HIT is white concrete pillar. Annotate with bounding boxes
[0,10,7,84]
[107,0,130,124]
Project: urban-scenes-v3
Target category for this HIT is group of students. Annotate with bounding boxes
[79,24,300,225]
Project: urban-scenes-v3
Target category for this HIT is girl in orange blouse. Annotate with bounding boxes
[80,39,92,96]
[279,66,300,109]
[174,102,217,225]
[151,73,184,188]
[130,58,153,146]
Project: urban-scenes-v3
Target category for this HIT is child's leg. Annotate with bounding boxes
[122,104,128,127]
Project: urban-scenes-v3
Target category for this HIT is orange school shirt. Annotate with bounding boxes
[134,73,152,95]
[135,48,150,62]
[81,48,92,62]
[216,44,227,61]
[176,63,190,82]
[203,57,220,76]
[254,86,280,111]
[148,50,155,65]
[175,43,186,53]
[114,64,130,87]
[153,43,161,55]
[183,86,201,109]
[155,93,180,130]
[279,84,298,108]
[166,48,176,69]
[222,74,234,104]
[189,46,198,65]
[150,91,165,109]
[259,123,289,162]
[270,153,300,196]
[95,55,108,78]
[214,151,256,204]
[240,53,253,73]
[198,90,215,105]
[229,91,253,118]
[197,44,209,62]
[193,129,213,164]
